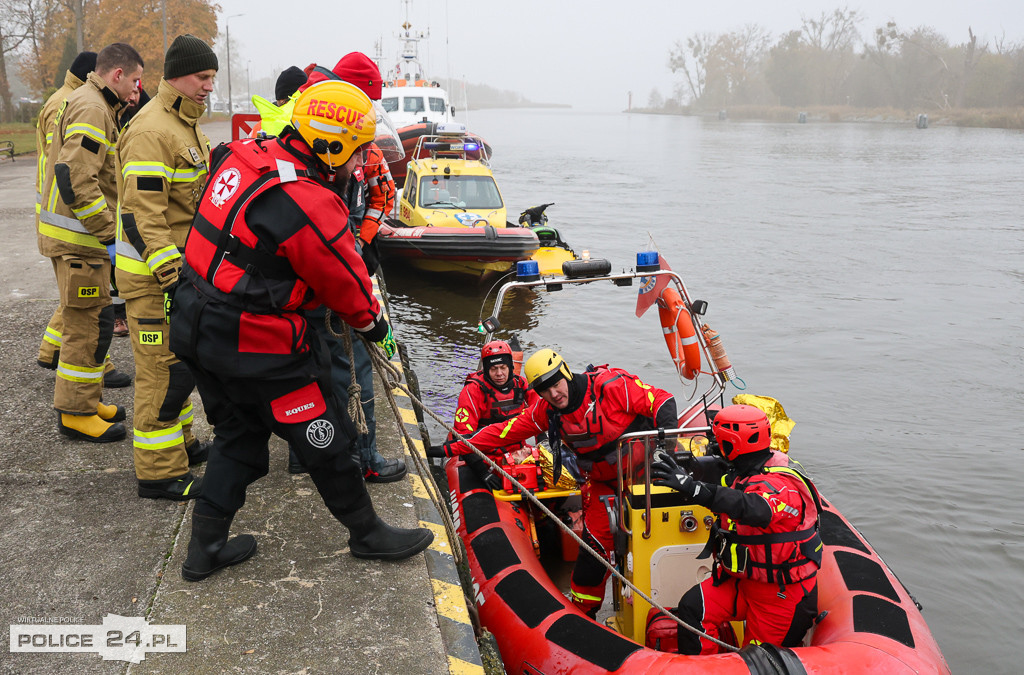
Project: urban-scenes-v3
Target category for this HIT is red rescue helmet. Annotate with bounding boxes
[481,340,514,372]
[712,404,771,461]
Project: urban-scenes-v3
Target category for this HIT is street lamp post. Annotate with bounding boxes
[225,13,244,116]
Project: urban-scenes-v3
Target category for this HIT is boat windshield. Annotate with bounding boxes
[381,97,398,113]
[429,97,447,112]
[404,97,426,113]
[419,175,503,209]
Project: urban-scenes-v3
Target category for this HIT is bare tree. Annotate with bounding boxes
[706,24,771,106]
[0,0,33,122]
[12,0,60,95]
[799,7,862,102]
[669,33,713,104]
[56,0,85,52]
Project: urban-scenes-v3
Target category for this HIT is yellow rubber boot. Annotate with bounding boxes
[97,401,127,423]
[58,413,127,443]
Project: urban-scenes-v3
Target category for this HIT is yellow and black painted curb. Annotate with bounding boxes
[376,278,485,675]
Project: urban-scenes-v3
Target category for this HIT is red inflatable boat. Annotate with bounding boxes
[441,259,950,674]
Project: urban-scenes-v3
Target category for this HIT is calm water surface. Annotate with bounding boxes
[384,109,1024,671]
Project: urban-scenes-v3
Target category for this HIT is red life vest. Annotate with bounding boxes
[179,135,382,374]
[554,366,667,482]
[466,371,529,427]
[715,451,823,587]
[449,372,530,448]
[185,137,319,313]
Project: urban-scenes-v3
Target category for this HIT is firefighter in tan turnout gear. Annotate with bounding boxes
[35,51,132,389]
[38,43,144,443]
[115,34,218,500]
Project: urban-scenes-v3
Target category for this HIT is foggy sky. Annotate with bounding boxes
[213,0,1024,111]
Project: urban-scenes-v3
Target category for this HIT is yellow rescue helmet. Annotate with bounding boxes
[290,80,376,168]
[524,349,573,392]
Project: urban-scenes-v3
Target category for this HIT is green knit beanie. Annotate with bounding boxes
[164,34,218,79]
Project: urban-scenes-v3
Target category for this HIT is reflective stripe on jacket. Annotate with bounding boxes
[35,71,85,221]
[115,78,211,298]
[38,72,123,258]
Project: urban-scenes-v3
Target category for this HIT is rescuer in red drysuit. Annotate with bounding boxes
[648,404,822,653]
[449,340,539,489]
[169,80,432,582]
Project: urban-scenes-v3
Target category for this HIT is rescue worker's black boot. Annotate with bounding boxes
[337,505,433,561]
[185,439,212,466]
[138,472,202,501]
[364,457,408,484]
[102,369,132,388]
[181,512,258,582]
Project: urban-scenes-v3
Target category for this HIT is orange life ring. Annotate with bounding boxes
[657,287,701,380]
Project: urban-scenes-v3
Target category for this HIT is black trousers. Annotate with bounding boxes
[183,359,372,522]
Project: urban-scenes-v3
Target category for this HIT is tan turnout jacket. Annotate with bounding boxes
[38,72,123,259]
[114,78,211,297]
[35,70,86,219]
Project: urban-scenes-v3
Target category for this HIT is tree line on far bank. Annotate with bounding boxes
[649,7,1024,122]
[0,0,218,123]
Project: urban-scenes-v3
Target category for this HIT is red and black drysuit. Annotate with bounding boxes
[672,450,822,654]
[450,370,536,443]
[446,365,677,617]
[169,129,389,525]
[449,369,538,487]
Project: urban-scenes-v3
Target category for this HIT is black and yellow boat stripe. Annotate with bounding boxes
[377,280,484,675]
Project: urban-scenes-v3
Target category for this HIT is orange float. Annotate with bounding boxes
[657,287,701,379]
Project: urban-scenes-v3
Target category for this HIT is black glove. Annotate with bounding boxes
[651,450,714,506]
[361,237,380,275]
[426,444,446,458]
[690,454,730,484]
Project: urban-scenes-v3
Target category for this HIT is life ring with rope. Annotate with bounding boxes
[657,286,701,380]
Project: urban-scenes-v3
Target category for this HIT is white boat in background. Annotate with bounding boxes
[375,1,494,190]
[377,9,454,129]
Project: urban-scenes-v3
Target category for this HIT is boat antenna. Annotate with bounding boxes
[445,0,452,108]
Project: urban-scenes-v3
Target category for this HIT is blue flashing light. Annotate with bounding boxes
[517,260,540,280]
[636,250,660,273]
[464,143,479,152]
[637,251,659,267]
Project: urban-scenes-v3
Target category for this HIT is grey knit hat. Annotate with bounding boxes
[164,34,218,79]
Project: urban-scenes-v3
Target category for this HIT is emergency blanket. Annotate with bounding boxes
[732,394,795,453]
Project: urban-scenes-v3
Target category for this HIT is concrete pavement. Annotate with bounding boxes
[0,123,483,674]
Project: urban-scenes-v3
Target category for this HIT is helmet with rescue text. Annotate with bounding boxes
[290,80,376,178]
